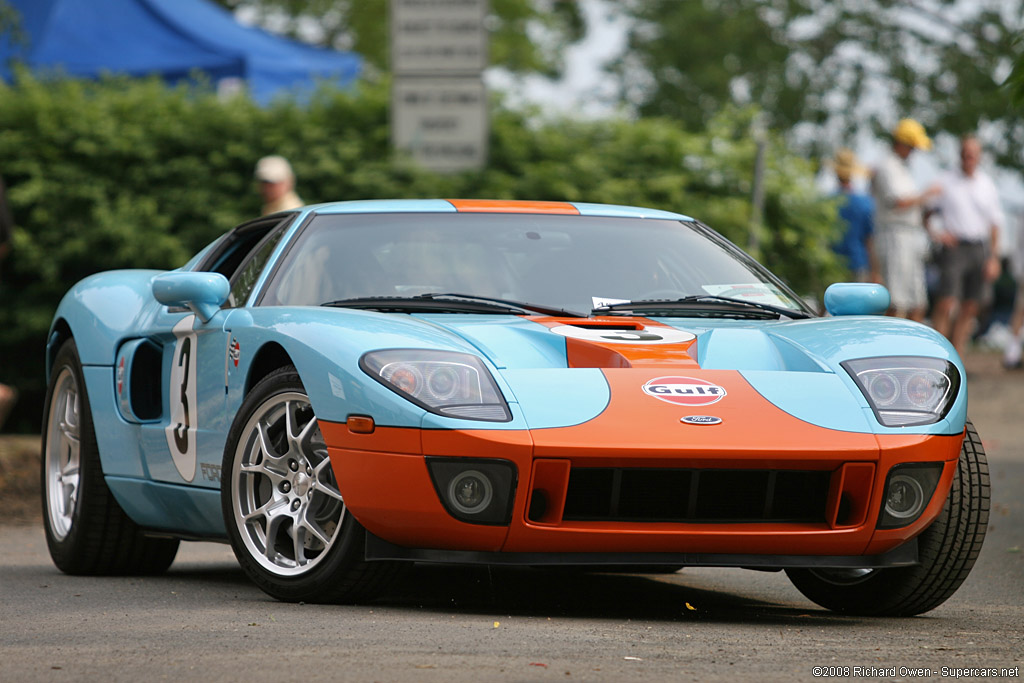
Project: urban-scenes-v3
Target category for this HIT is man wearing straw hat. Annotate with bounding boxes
[870,118,941,321]
[831,148,875,282]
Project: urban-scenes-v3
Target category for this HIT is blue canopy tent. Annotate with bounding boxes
[0,0,362,103]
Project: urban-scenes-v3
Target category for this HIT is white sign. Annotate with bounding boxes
[392,77,488,172]
[391,0,488,74]
[391,0,489,171]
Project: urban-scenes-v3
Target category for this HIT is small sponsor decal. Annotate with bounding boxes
[117,356,126,396]
[229,337,241,367]
[200,463,222,483]
[642,376,727,406]
[680,415,722,425]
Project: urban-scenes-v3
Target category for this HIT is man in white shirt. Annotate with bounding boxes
[871,118,940,321]
[930,136,1004,356]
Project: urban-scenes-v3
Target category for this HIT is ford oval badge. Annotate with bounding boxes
[680,415,722,425]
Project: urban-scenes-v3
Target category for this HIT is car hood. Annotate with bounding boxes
[238,307,964,437]
[412,313,965,436]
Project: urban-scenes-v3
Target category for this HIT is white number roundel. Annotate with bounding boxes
[165,315,198,482]
[549,325,695,345]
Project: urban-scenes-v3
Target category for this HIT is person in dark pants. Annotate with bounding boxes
[929,136,1004,356]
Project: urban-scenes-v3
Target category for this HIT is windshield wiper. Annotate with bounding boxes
[323,293,584,317]
[425,293,585,318]
[593,295,811,320]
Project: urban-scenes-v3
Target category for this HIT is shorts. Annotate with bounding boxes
[935,242,987,301]
[877,228,928,311]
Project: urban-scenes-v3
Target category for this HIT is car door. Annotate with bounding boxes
[131,216,294,489]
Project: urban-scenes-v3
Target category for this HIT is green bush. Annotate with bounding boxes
[0,74,843,431]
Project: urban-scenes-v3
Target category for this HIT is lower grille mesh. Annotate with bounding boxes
[562,468,831,523]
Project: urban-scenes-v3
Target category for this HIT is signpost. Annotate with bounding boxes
[391,0,488,172]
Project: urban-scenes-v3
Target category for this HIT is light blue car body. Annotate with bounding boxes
[46,200,966,539]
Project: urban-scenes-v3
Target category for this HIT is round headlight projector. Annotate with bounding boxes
[447,470,494,515]
[884,473,926,520]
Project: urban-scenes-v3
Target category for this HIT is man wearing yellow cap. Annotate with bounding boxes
[870,118,941,321]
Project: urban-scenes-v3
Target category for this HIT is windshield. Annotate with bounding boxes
[259,213,811,315]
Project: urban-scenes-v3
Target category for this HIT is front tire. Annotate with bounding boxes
[221,366,402,603]
[786,420,989,616]
[42,340,179,575]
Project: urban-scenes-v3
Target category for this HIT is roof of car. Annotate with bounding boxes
[303,199,694,221]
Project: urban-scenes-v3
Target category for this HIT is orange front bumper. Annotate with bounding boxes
[322,414,963,561]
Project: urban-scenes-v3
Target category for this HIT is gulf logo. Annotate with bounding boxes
[642,376,727,406]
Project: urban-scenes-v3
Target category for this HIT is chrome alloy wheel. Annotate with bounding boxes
[231,392,344,576]
[45,367,81,541]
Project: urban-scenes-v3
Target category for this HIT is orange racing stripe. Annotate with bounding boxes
[447,199,579,214]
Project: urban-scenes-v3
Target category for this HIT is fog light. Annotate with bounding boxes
[884,474,925,520]
[448,470,493,515]
[877,463,943,529]
[426,457,517,526]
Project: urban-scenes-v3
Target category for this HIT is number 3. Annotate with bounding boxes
[173,338,191,455]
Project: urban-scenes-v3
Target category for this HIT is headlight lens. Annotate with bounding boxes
[842,357,960,427]
[361,350,511,422]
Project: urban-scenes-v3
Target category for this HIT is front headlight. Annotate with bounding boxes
[361,349,511,422]
[842,356,960,427]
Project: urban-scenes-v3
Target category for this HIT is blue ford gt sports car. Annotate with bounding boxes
[42,199,988,615]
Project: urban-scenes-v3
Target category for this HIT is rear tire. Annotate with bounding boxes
[221,366,403,603]
[786,420,989,616]
[42,340,179,575]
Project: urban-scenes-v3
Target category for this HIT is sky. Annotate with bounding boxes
[485,0,626,119]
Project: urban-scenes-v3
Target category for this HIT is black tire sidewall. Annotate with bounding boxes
[41,340,100,570]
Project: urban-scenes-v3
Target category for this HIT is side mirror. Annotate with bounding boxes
[152,271,230,323]
[823,283,890,316]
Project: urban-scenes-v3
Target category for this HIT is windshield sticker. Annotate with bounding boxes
[701,283,796,308]
[643,376,727,406]
[550,325,696,345]
[592,296,631,309]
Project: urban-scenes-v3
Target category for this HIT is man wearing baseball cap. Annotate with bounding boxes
[870,118,941,321]
[254,155,303,215]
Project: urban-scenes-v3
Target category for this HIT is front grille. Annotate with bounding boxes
[562,468,831,523]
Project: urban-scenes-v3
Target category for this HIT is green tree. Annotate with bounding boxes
[613,0,1024,170]
[1007,39,1024,106]
[212,0,584,77]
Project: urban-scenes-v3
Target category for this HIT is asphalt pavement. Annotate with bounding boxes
[0,352,1021,682]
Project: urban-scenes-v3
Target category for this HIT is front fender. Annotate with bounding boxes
[223,307,530,430]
